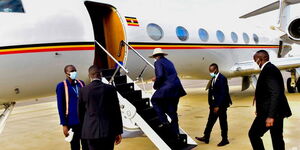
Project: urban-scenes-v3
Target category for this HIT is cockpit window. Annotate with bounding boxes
[0,0,25,13]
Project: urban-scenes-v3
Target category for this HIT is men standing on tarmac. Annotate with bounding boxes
[56,65,88,150]
[195,63,232,147]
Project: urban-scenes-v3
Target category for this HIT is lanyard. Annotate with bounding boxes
[71,84,79,97]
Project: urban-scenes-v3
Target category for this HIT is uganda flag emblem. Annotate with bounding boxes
[125,16,139,26]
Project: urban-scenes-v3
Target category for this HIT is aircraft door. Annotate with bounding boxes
[85,2,126,69]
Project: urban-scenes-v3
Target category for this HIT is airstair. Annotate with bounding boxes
[96,41,197,150]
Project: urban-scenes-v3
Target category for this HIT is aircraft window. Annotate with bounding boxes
[0,0,25,13]
[253,33,259,44]
[198,28,209,42]
[176,26,189,41]
[243,33,250,44]
[147,23,164,41]
[231,32,238,43]
[216,30,225,42]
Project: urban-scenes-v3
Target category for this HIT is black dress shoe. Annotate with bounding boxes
[217,140,229,146]
[195,136,209,144]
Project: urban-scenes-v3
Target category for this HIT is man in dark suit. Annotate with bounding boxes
[195,63,232,147]
[78,65,123,150]
[249,50,292,150]
[149,48,186,138]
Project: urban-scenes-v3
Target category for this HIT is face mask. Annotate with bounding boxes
[69,72,78,80]
[209,72,216,78]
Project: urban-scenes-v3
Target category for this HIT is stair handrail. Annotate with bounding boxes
[95,41,129,74]
[121,40,155,69]
[109,65,121,84]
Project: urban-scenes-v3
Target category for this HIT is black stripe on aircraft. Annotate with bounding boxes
[0,42,95,50]
[128,42,279,47]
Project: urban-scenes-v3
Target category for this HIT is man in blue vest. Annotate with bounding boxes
[56,65,88,150]
[150,48,186,138]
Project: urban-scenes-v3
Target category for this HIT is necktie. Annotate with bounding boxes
[205,78,214,90]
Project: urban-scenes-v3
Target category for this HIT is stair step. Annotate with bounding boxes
[121,90,142,101]
[138,107,158,121]
[113,75,127,84]
[101,69,120,78]
[115,83,134,93]
[153,124,188,149]
[130,98,150,110]
[146,117,162,129]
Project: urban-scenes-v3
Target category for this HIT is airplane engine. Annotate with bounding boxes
[287,17,300,41]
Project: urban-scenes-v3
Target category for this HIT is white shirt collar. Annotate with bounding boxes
[260,61,270,70]
[92,78,101,81]
[213,72,220,82]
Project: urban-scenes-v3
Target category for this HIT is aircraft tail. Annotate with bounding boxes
[240,0,300,35]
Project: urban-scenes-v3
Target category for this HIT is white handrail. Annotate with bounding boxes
[122,40,155,69]
[95,41,129,74]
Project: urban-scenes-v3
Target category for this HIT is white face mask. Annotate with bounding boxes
[209,73,216,78]
[69,72,78,80]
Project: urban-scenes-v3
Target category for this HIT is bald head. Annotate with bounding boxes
[253,50,269,68]
[209,63,219,73]
[88,65,101,79]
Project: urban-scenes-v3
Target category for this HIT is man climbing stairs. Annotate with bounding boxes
[101,69,197,150]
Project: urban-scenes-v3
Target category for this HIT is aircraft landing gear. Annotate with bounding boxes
[287,78,296,93]
[297,78,300,93]
[0,102,15,134]
[287,69,297,93]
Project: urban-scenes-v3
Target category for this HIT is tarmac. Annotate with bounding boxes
[0,78,300,150]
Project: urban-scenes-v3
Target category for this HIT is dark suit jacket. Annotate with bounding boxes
[152,57,186,99]
[255,62,292,118]
[78,80,123,139]
[208,73,232,108]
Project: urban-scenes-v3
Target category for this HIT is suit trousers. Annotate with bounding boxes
[69,125,89,150]
[248,116,285,150]
[203,107,228,140]
[151,97,180,135]
[87,137,115,150]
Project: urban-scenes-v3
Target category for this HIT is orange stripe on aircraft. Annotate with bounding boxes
[0,45,95,55]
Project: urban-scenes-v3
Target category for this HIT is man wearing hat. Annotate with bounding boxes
[149,48,186,138]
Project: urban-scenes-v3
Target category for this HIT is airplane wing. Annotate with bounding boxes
[231,56,300,91]
[231,57,300,75]
[240,0,300,19]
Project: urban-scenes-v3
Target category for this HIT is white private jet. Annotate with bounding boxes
[1,0,300,149]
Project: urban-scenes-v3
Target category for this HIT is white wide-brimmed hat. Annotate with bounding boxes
[149,48,168,58]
